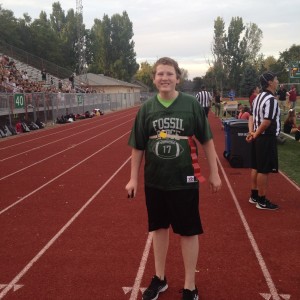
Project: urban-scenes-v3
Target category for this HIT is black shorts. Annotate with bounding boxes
[145,186,203,236]
[251,135,278,173]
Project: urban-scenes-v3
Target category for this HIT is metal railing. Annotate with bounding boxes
[0,92,141,126]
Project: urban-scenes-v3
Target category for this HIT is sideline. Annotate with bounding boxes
[0,131,131,216]
[0,156,132,299]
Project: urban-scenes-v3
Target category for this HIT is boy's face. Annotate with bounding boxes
[153,64,180,94]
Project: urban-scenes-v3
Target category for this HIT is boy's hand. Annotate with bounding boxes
[125,179,137,199]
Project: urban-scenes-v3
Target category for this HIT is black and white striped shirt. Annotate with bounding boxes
[196,91,212,108]
[252,91,281,136]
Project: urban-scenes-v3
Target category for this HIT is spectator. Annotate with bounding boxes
[0,55,9,66]
[228,88,235,101]
[249,86,259,110]
[238,105,250,120]
[214,90,221,117]
[195,85,212,117]
[277,84,288,114]
[287,85,297,110]
[41,68,47,82]
[69,73,75,89]
[283,109,300,141]
[58,79,63,90]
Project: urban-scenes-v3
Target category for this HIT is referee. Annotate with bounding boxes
[247,71,280,210]
[196,86,212,117]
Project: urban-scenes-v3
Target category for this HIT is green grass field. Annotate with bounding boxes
[278,136,300,185]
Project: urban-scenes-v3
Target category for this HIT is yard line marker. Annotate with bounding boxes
[129,233,153,300]
[216,155,281,300]
[0,156,131,299]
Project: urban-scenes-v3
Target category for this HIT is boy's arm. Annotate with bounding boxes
[202,139,222,193]
[125,148,144,198]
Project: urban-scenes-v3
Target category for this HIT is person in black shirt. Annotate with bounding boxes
[277,84,288,114]
[214,90,221,117]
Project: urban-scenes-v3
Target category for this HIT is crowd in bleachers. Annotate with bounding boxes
[0,54,95,94]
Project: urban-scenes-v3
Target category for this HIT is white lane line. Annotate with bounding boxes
[0,156,131,299]
[0,115,132,162]
[0,131,131,216]
[0,110,134,151]
[279,170,300,191]
[0,120,133,182]
[216,155,281,300]
[129,233,153,300]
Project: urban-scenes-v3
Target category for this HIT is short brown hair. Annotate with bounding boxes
[152,57,182,79]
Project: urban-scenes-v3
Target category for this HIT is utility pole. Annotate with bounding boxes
[76,0,87,87]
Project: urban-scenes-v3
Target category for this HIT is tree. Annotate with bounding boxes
[240,65,259,97]
[211,17,226,93]
[88,11,138,81]
[210,17,263,95]
[134,61,155,91]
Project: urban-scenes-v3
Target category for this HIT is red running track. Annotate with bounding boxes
[0,107,299,300]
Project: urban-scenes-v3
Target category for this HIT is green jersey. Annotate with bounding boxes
[128,92,213,190]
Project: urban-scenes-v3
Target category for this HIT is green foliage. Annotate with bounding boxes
[134,61,155,91]
[88,11,138,81]
[240,65,259,97]
[0,3,138,81]
[211,16,263,95]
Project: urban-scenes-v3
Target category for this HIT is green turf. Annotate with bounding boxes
[278,135,300,186]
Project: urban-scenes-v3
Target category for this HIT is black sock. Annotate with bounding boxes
[251,189,258,198]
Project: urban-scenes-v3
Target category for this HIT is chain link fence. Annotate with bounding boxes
[0,92,141,126]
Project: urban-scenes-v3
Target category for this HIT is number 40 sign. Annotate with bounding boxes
[14,94,25,109]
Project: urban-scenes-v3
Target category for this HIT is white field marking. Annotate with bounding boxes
[0,115,132,162]
[281,132,295,140]
[216,155,281,300]
[0,119,133,182]
[129,233,153,300]
[0,156,131,299]
[0,110,134,151]
[279,170,300,191]
[0,131,131,216]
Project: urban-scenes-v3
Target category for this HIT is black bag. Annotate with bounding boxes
[21,122,30,132]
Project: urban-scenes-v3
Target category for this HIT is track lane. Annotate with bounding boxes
[0,109,299,299]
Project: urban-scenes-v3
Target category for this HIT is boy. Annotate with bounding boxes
[125,57,221,300]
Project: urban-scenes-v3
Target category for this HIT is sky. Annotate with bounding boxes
[1,0,300,79]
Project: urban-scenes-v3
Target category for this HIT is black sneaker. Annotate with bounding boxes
[256,199,279,210]
[180,287,199,300]
[249,196,258,204]
[142,275,168,300]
